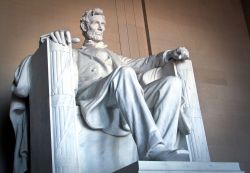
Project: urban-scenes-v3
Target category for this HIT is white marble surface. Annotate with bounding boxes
[114,161,244,173]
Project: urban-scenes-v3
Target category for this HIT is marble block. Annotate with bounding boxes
[114,161,244,173]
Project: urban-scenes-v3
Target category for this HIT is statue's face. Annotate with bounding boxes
[86,15,106,42]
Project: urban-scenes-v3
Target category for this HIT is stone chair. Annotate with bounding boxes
[29,38,210,173]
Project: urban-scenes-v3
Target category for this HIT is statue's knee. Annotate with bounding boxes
[118,66,136,77]
[113,67,139,93]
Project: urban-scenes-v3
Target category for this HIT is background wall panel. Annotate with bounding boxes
[144,0,250,172]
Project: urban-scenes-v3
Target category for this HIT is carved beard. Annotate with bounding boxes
[86,30,103,42]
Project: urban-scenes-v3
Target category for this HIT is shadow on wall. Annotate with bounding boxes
[0,101,15,173]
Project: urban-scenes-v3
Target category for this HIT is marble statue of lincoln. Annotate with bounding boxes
[48,8,189,161]
[8,6,192,172]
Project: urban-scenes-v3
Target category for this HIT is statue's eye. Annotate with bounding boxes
[91,21,98,25]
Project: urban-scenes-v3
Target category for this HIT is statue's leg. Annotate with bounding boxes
[110,67,187,161]
[143,76,182,150]
[110,66,164,159]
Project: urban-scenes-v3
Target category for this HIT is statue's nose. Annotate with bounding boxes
[98,24,104,31]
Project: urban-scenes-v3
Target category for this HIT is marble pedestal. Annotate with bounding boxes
[114,161,244,173]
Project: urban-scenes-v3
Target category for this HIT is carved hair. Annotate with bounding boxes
[80,8,105,34]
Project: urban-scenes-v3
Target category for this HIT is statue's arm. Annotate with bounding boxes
[121,51,168,74]
[121,47,189,74]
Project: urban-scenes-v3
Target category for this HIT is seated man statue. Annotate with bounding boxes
[45,8,189,161]
[11,8,191,170]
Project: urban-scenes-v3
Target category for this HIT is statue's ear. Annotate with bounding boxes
[80,22,87,32]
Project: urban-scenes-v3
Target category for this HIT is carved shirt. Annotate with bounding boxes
[74,44,170,134]
[77,46,114,91]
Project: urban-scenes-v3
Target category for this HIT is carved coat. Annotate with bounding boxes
[74,45,168,136]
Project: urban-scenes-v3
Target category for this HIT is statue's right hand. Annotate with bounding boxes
[49,30,80,46]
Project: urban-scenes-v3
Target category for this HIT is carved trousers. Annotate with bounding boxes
[109,66,182,159]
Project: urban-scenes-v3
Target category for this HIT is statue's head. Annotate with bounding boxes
[80,8,106,42]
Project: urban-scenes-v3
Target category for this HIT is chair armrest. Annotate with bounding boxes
[172,60,210,161]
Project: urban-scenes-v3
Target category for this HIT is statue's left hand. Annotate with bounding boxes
[40,30,80,45]
[49,30,80,46]
[170,47,190,61]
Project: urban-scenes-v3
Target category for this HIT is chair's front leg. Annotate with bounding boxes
[173,60,210,161]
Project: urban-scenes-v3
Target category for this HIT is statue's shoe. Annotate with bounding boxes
[144,144,189,161]
[148,150,189,161]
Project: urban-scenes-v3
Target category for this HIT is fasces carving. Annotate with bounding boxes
[48,42,79,172]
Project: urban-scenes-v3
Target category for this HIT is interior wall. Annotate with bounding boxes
[144,0,250,172]
[0,0,250,172]
[242,0,250,36]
